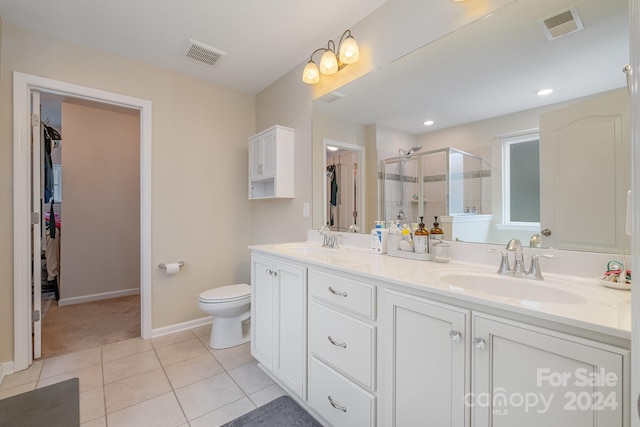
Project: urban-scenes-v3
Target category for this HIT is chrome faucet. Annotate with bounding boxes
[490,238,556,280]
[319,223,339,249]
[506,238,526,275]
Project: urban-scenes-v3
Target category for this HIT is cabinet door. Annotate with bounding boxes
[472,315,628,427]
[262,131,276,177]
[383,290,470,427]
[249,136,263,179]
[273,260,307,399]
[251,255,274,369]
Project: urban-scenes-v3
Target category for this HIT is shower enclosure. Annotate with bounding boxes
[381,147,489,224]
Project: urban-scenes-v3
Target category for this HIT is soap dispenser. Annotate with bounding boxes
[414,217,429,254]
[429,216,444,253]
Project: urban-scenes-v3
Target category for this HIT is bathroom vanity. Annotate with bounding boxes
[249,241,631,427]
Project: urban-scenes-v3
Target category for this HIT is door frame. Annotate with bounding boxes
[13,71,153,371]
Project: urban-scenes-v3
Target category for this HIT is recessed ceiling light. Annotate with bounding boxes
[536,88,554,96]
[424,120,435,126]
[326,145,338,151]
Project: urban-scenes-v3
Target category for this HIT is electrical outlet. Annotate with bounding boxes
[303,202,310,217]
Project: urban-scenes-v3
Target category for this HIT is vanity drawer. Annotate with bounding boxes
[309,302,375,390]
[308,356,375,427]
[308,269,375,319]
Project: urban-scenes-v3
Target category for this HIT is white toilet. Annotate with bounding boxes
[198,283,251,349]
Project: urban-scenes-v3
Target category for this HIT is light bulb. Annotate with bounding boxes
[320,50,338,75]
[302,61,320,84]
[339,35,360,65]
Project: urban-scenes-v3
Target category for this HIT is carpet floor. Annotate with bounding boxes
[222,395,322,427]
[41,295,140,359]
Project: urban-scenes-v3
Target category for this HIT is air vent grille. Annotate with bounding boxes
[186,39,226,66]
[538,6,584,41]
[318,91,346,103]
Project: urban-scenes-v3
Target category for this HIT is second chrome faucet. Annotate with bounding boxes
[491,238,555,280]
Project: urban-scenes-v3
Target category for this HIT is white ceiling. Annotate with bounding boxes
[314,0,629,135]
[0,0,387,95]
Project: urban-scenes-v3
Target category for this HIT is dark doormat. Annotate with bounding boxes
[222,395,322,427]
[0,377,79,427]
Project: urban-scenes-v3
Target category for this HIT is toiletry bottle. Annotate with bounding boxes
[429,216,444,253]
[388,221,402,252]
[371,221,388,254]
[414,217,429,254]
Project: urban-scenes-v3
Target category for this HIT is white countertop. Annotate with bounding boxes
[250,241,632,341]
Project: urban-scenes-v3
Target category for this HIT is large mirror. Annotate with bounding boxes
[313,0,630,253]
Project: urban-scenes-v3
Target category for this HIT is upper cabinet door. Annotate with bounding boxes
[539,89,630,253]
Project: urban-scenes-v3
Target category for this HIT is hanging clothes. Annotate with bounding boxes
[327,165,338,226]
[43,123,61,203]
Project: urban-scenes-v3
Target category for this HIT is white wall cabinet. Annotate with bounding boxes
[383,290,470,427]
[471,314,628,427]
[248,125,294,199]
[250,254,307,398]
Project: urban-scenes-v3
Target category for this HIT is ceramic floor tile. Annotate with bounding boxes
[81,416,106,427]
[106,392,186,427]
[151,330,197,349]
[189,397,256,427]
[37,363,103,393]
[103,350,160,384]
[0,360,43,390]
[102,337,153,363]
[248,383,287,407]
[80,386,105,423]
[40,347,102,379]
[155,338,208,366]
[175,372,245,420]
[209,342,255,371]
[191,324,213,338]
[163,353,224,389]
[104,368,172,414]
[228,361,274,395]
[0,381,36,399]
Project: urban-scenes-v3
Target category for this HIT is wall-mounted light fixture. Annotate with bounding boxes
[302,30,360,85]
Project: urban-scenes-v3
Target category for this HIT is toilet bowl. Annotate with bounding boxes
[198,283,251,349]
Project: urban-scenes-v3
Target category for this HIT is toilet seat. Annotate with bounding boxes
[199,283,251,303]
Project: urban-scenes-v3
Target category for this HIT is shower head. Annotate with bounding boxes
[398,145,423,158]
[406,145,422,157]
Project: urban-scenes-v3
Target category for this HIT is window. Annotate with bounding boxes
[502,133,540,227]
[52,165,62,203]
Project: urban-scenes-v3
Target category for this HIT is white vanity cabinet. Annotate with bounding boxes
[471,314,629,427]
[383,289,470,427]
[248,125,294,199]
[250,254,307,399]
[306,269,377,426]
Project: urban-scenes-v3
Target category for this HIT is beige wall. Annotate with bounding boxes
[60,102,140,301]
[0,22,255,362]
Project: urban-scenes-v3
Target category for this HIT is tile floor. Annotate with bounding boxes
[0,325,287,427]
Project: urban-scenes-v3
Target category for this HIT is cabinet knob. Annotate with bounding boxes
[265,269,277,277]
[328,286,348,297]
[541,228,552,237]
[449,331,462,342]
[328,395,347,412]
[328,336,347,348]
[472,337,486,350]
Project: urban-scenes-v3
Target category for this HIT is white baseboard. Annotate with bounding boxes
[151,316,213,339]
[0,361,15,385]
[58,288,140,306]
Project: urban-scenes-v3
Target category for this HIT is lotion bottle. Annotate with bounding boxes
[429,216,444,253]
[414,217,429,254]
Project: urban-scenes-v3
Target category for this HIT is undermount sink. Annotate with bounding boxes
[437,272,589,304]
[274,243,338,255]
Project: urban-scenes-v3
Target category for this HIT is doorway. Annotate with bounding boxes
[13,72,152,371]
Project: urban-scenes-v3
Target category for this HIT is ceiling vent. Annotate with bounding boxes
[186,39,227,66]
[538,6,584,41]
[318,91,346,103]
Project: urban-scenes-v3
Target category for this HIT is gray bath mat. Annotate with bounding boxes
[222,395,322,427]
[0,377,79,427]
